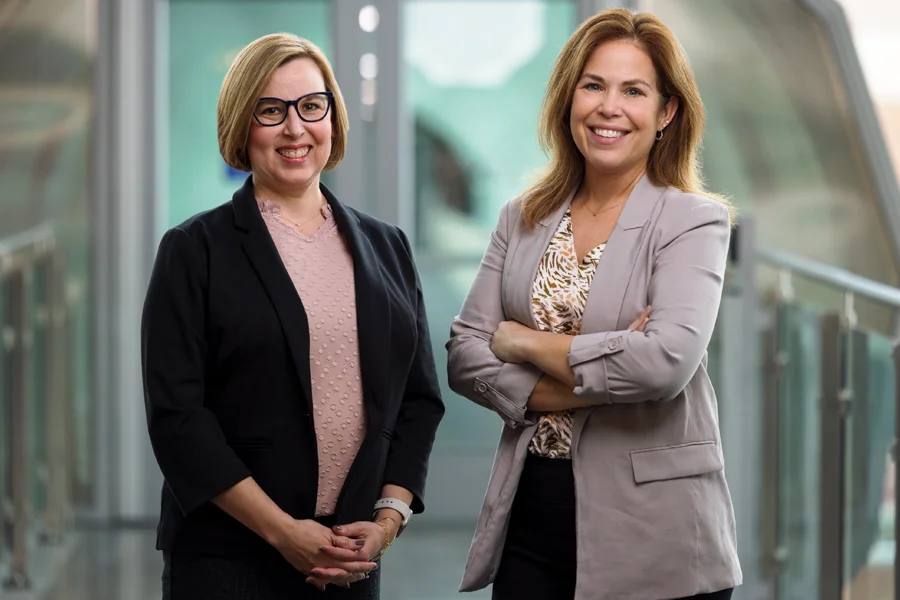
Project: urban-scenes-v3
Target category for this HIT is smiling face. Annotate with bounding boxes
[247,57,333,198]
[569,39,678,181]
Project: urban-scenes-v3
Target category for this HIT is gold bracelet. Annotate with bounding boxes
[378,514,400,532]
[372,518,396,561]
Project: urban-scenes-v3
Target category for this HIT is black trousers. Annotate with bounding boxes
[492,453,734,600]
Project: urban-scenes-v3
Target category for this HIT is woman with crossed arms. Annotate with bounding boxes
[448,9,741,600]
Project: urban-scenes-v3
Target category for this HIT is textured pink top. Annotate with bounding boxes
[257,199,366,516]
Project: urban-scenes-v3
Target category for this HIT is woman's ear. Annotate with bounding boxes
[660,96,679,130]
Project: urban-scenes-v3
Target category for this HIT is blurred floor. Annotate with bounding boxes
[16,525,489,600]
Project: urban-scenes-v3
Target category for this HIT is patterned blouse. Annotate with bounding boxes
[529,208,605,459]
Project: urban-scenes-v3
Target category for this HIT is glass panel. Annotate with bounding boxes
[407,0,576,456]
[706,279,739,408]
[643,0,900,306]
[28,264,48,517]
[165,0,331,228]
[778,304,822,600]
[1,278,8,563]
[843,332,895,600]
[71,280,92,503]
[0,0,96,512]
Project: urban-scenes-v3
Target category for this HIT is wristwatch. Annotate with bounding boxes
[373,497,412,534]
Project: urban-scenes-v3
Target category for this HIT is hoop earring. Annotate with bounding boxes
[656,130,664,141]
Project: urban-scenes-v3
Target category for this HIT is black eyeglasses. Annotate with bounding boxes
[253,91,334,126]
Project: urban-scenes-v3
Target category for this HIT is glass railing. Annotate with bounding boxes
[0,225,73,591]
[757,247,899,600]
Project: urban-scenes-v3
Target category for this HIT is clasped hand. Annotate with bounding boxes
[273,518,391,591]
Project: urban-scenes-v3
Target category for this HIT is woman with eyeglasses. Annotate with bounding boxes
[142,33,444,599]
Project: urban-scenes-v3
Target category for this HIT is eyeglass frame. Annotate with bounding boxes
[252,91,335,127]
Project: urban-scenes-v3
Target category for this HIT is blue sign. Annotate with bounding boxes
[225,164,248,181]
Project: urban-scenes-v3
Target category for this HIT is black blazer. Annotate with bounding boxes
[141,176,444,558]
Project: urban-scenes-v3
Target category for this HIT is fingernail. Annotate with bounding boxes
[356,540,365,546]
[373,563,379,570]
[334,525,342,531]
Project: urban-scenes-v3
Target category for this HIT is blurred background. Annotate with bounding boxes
[2,0,900,598]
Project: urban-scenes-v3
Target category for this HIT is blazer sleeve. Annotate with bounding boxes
[141,228,251,516]
[446,200,543,428]
[568,199,731,404]
[381,230,445,514]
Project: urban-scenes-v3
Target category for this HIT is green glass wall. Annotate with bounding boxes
[165,0,331,228]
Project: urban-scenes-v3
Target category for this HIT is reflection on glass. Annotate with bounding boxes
[406,0,576,451]
[643,0,899,296]
[777,305,822,600]
[843,333,895,600]
[1,284,7,561]
[0,5,95,508]
[29,264,48,515]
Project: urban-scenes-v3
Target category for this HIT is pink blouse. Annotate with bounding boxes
[257,199,366,516]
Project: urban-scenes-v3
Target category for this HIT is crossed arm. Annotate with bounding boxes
[490,308,650,412]
[446,197,729,426]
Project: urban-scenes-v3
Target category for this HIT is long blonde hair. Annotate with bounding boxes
[217,33,349,173]
[522,9,732,227]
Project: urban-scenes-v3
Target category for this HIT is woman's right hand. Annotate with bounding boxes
[271,519,377,591]
[628,305,651,332]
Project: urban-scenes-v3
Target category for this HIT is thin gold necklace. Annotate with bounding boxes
[581,200,622,217]
[279,207,324,231]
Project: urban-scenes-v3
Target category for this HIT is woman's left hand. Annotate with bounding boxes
[307,520,396,588]
[491,321,537,364]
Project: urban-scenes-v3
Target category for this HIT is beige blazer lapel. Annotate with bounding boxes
[501,187,577,327]
[580,174,667,334]
[572,175,668,446]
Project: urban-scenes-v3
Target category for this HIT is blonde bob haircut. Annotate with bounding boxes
[522,9,732,228]
[217,33,349,173]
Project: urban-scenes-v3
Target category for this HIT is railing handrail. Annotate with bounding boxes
[756,247,900,308]
[0,224,55,273]
[0,224,54,256]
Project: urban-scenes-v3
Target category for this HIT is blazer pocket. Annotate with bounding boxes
[629,441,722,484]
[226,437,273,450]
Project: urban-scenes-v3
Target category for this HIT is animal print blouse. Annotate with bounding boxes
[528,208,605,459]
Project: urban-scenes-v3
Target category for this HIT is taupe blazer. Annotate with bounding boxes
[446,175,742,600]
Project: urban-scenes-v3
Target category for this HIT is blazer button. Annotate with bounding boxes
[476,382,488,393]
[609,339,619,350]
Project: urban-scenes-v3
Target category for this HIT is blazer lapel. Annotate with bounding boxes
[232,175,314,413]
[579,174,665,334]
[573,174,667,446]
[503,187,577,327]
[323,185,390,425]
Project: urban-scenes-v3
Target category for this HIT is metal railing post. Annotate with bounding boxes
[2,269,29,591]
[819,313,847,600]
[41,249,66,544]
[0,226,56,590]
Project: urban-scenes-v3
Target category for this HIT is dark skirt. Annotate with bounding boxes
[162,551,380,600]
[492,453,734,600]
[161,510,379,600]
